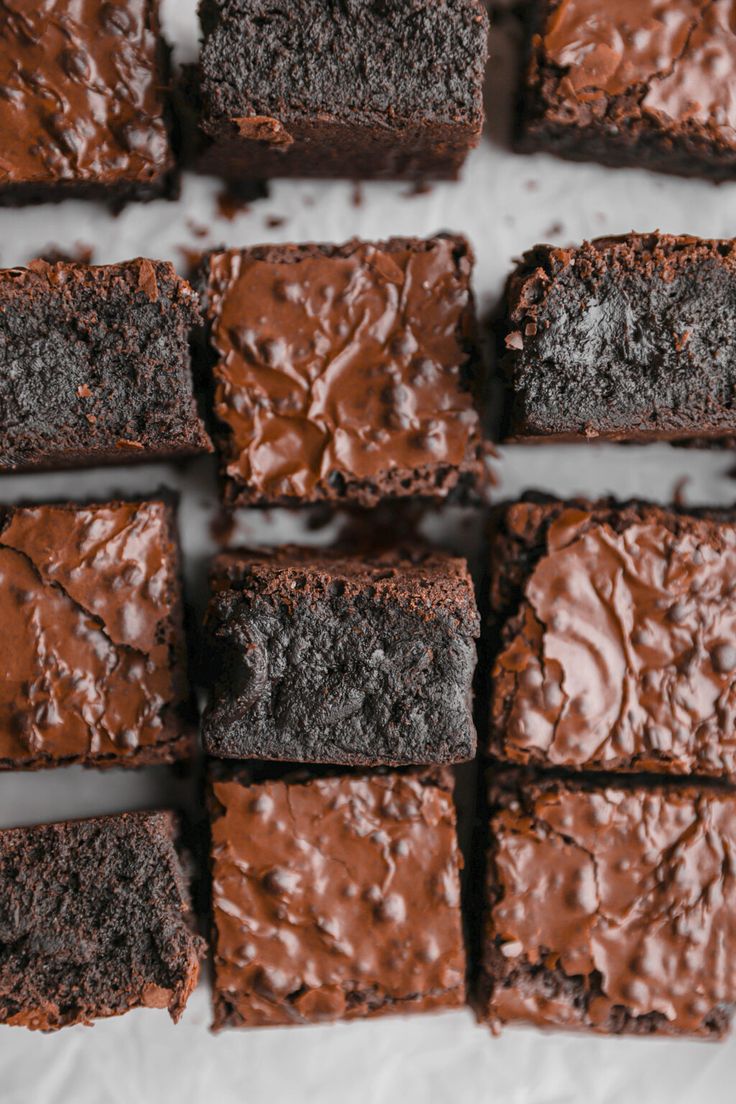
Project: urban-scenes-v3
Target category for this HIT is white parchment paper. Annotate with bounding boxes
[0,3,735,1101]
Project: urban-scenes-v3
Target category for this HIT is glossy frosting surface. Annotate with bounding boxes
[488,784,736,1034]
[206,238,480,504]
[0,0,172,185]
[210,772,466,1027]
[493,506,736,774]
[542,0,736,134]
[0,500,182,765]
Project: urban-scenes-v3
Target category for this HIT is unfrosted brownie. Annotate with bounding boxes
[0,0,176,205]
[0,811,204,1030]
[501,234,736,443]
[0,497,195,769]
[0,258,211,472]
[195,0,488,181]
[477,772,736,1038]
[516,0,736,180]
[203,546,480,765]
[201,236,484,506]
[488,496,736,777]
[209,768,466,1029]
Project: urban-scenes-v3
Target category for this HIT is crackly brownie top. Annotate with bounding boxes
[210,770,465,1027]
[488,781,736,1033]
[492,500,736,775]
[199,0,488,132]
[205,236,481,504]
[210,545,480,630]
[0,499,183,764]
[536,0,736,136]
[0,0,173,186]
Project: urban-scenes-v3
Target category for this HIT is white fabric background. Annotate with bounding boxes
[0,2,735,1101]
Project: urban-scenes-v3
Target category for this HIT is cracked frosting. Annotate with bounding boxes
[209,770,466,1028]
[0,499,189,767]
[483,781,736,1036]
[541,0,736,135]
[205,236,482,506]
[492,505,736,776]
[0,0,173,188]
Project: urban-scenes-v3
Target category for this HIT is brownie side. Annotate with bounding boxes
[0,497,197,769]
[196,0,488,181]
[516,0,736,181]
[209,768,466,1029]
[0,0,177,205]
[202,546,480,765]
[0,811,204,1030]
[476,771,736,1038]
[487,495,736,777]
[202,235,484,507]
[501,233,736,442]
[0,259,211,472]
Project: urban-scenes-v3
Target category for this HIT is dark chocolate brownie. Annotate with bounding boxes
[202,546,480,765]
[0,497,196,769]
[516,0,736,180]
[488,495,736,777]
[0,0,177,205]
[476,771,736,1038]
[0,811,204,1030]
[194,0,488,181]
[501,233,736,443]
[0,258,211,472]
[201,236,485,507]
[209,767,466,1029]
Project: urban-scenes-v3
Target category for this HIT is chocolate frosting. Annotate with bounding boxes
[542,0,736,135]
[487,783,736,1035]
[0,0,173,186]
[210,771,466,1028]
[493,506,736,775]
[206,237,482,505]
[0,500,186,767]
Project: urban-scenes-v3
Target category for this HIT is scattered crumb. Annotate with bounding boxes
[672,476,690,507]
[302,194,315,207]
[524,179,539,191]
[210,508,237,546]
[543,221,564,238]
[402,180,433,199]
[216,180,269,220]
[351,183,363,208]
[186,218,209,239]
[265,215,287,229]
[38,242,94,265]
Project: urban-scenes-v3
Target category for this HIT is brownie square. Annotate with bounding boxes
[500,233,736,444]
[516,0,736,181]
[0,0,176,205]
[477,773,736,1038]
[488,496,736,778]
[0,811,204,1030]
[0,497,195,769]
[202,236,484,507]
[195,0,488,182]
[0,258,211,472]
[203,546,479,766]
[209,768,466,1029]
